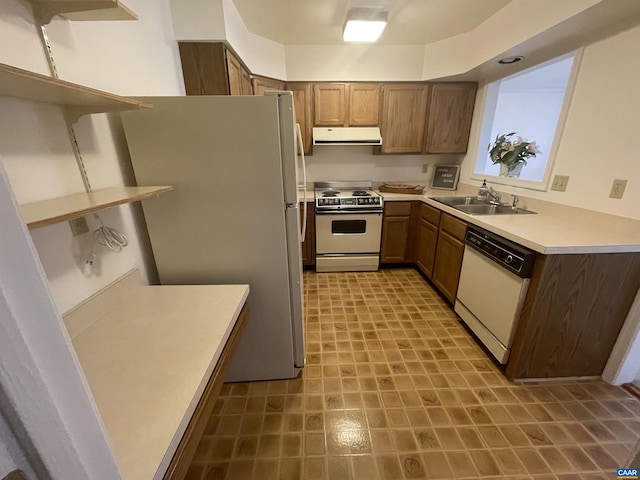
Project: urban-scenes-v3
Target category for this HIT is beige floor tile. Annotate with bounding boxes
[193,269,640,480]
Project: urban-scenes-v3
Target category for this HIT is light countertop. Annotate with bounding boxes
[68,277,249,480]
[376,185,640,254]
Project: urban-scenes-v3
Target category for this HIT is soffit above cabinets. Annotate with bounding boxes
[232,0,511,46]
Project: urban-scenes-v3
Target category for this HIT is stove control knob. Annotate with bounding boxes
[505,255,513,264]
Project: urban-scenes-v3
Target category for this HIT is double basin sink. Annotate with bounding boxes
[430,196,536,215]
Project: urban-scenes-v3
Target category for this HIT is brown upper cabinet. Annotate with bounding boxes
[314,83,346,126]
[348,83,381,126]
[425,83,477,154]
[252,76,285,96]
[178,43,251,96]
[380,83,429,154]
[287,82,313,155]
[313,83,381,127]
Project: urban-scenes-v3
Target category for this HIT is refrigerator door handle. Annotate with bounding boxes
[296,123,307,242]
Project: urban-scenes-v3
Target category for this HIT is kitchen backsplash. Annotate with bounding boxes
[306,145,462,184]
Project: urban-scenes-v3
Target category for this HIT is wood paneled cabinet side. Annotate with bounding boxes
[431,213,466,303]
[224,50,243,96]
[347,83,381,126]
[301,203,315,266]
[415,204,440,278]
[178,42,230,95]
[380,202,412,264]
[424,83,477,154]
[314,83,346,126]
[240,70,252,95]
[379,84,429,154]
[252,76,286,96]
[287,82,314,155]
[506,252,640,379]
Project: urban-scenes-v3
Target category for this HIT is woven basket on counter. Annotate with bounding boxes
[378,184,425,195]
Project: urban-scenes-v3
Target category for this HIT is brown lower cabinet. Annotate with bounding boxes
[301,203,315,266]
[380,202,412,263]
[415,204,440,277]
[163,305,249,480]
[431,214,467,303]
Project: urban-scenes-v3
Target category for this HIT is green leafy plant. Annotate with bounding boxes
[488,132,541,171]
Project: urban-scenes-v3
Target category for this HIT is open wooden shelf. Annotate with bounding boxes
[0,63,152,121]
[21,186,173,229]
[29,0,138,24]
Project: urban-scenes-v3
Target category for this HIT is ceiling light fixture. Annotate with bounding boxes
[343,7,388,43]
[498,56,524,65]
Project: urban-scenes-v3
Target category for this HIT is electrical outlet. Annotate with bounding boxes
[69,217,89,236]
[609,179,627,199]
[422,164,429,174]
[550,175,569,192]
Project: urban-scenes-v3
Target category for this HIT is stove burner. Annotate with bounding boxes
[352,190,371,197]
[322,191,340,197]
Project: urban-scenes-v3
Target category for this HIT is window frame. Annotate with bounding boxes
[470,50,583,191]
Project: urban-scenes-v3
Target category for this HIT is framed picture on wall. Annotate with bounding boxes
[431,165,460,190]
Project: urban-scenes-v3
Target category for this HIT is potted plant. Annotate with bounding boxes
[488,132,541,177]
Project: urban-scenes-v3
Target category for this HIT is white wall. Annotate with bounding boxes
[460,24,640,221]
[285,45,425,81]
[0,0,184,314]
[307,146,462,185]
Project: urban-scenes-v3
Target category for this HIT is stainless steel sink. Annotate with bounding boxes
[430,196,486,207]
[454,204,536,215]
[429,196,536,215]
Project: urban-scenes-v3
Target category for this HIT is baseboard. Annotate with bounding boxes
[622,383,640,400]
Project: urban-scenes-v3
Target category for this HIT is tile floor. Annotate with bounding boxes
[187,268,640,479]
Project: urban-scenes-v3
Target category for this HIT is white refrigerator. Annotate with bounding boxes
[121,93,306,382]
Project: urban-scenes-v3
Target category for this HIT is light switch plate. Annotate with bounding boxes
[422,164,429,174]
[550,175,569,192]
[609,179,627,199]
[69,217,89,236]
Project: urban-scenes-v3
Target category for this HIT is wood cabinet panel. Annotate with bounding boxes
[440,213,467,241]
[301,203,315,266]
[425,83,477,154]
[287,82,313,155]
[381,216,410,264]
[314,83,346,126]
[164,305,249,480]
[348,83,381,126]
[420,203,441,226]
[432,230,465,303]
[240,70,252,95]
[178,43,229,95]
[416,217,439,278]
[252,76,285,96]
[384,201,412,216]
[225,50,243,96]
[380,84,429,154]
[506,253,640,379]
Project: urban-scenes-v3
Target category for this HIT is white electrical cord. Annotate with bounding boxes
[85,214,128,266]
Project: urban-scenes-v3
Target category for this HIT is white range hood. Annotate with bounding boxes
[312,127,382,146]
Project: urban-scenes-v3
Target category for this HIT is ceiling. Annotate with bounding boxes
[231,0,512,46]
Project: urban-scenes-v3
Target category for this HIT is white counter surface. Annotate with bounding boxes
[69,279,250,480]
[376,185,640,254]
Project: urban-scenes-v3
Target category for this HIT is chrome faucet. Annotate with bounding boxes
[487,187,502,204]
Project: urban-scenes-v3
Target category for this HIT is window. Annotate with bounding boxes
[472,53,578,190]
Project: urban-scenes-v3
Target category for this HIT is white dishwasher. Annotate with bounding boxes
[454,227,536,364]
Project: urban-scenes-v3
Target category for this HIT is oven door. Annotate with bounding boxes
[315,212,382,254]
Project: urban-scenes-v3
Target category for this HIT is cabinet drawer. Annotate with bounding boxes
[440,213,467,241]
[384,201,412,216]
[420,203,441,226]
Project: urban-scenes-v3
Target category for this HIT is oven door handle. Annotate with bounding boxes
[315,210,383,215]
